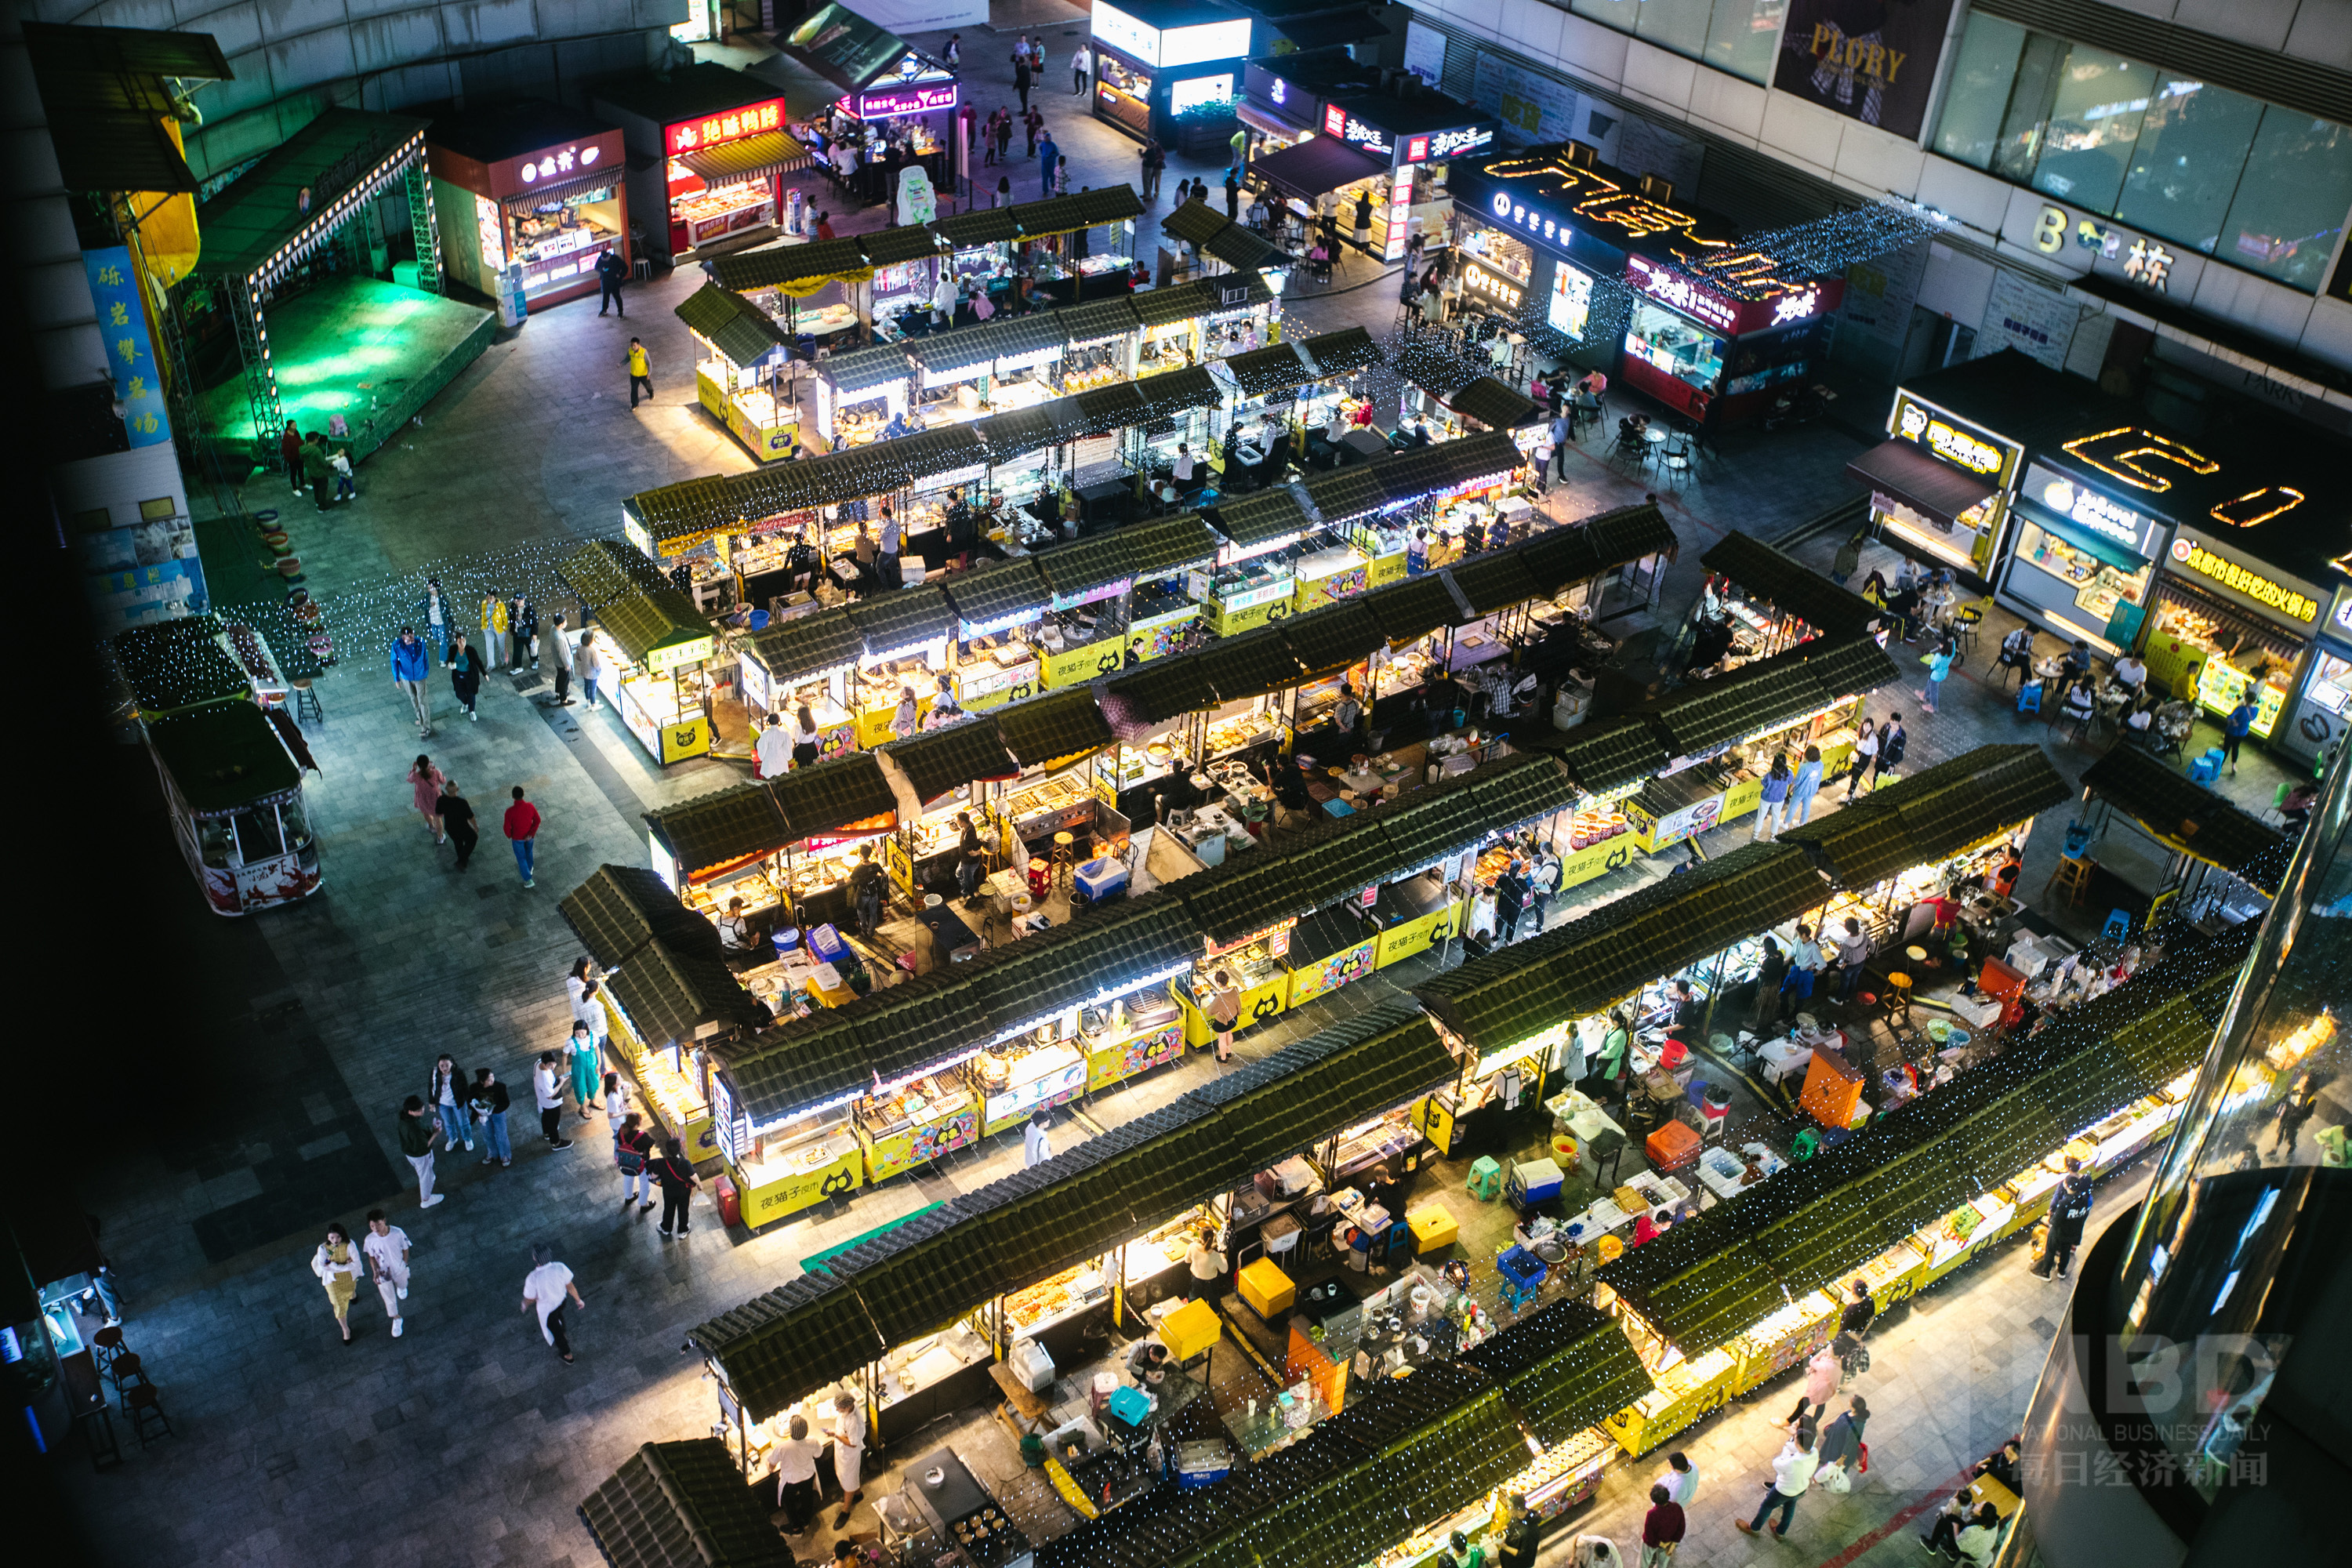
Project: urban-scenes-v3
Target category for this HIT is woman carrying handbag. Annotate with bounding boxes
[652,1138,700,1237]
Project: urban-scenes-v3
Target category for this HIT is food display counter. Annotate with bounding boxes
[955,638,1042,713]
[1191,558,1294,637]
[1038,609,1133,688]
[720,1112,865,1229]
[1370,871,1461,968]
[1138,316,1199,379]
[973,1040,1090,1136]
[601,619,720,768]
[853,658,947,747]
[1004,769,1098,847]
[1626,726,1857,851]
[1081,997,1187,1091]
[2142,586,2307,744]
[875,1320,996,1444]
[1294,546,1370,613]
[1205,704,1284,761]
[855,1076,979,1183]
[813,365,913,449]
[1320,1105,1432,1185]
[601,994,719,1163]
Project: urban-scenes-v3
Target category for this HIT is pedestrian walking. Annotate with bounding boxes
[533,1052,573,1149]
[428,1053,474,1153]
[471,1068,513,1167]
[1831,531,1864,586]
[1661,1452,1697,1505]
[1038,133,1058,197]
[997,112,1015,165]
[1785,1342,1841,1433]
[1527,844,1563,935]
[397,1095,445,1208]
[945,32,960,66]
[311,1221,365,1344]
[595,245,627,316]
[2223,698,2256,773]
[615,1112,655,1211]
[2031,1155,2093,1278]
[392,628,434,736]
[1734,1428,1819,1538]
[627,337,653,408]
[768,1414,823,1534]
[544,611,576,705]
[408,753,449,842]
[479,592,509,669]
[511,595,539,673]
[1868,713,1906,792]
[504,785,540,887]
[1844,717,1878,800]
[303,432,336,511]
[1023,1106,1053,1166]
[1072,42,1090,94]
[829,1389,868,1526]
[1752,752,1793,841]
[447,632,487,721]
[1789,744,1824,825]
[568,1016,601,1116]
[1916,635,1955,713]
[1054,154,1069,197]
[1024,107,1042,157]
[1139,137,1163,199]
[419,578,450,662]
[329,441,355,501]
[1013,47,1033,111]
[653,1137,699,1236]
[1640,1483,1685,1566]
[362,1210,412,1339]
[1814,1396,1867,1483]
[521,1241,583,1363]
[579,631,605,710]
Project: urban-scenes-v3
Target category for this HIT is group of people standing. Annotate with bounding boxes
[278,419,356,510]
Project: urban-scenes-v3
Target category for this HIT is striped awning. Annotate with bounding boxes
[679,129,811,184]
[500,170,622,212]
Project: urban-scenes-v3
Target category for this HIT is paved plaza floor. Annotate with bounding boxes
[28,15,2303,1566]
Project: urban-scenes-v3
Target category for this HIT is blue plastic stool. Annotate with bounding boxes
[2103,909,2132,943]
[2017,685,2042,714]
[2189,750,2224,784]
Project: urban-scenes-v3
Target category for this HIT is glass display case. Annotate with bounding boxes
[506,182,623,299]
[1189,557,1295,637]
[2013,519,2151,637]
[1627,299,1726,398]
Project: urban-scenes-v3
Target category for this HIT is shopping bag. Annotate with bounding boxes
[1857,1441,1870,1474]
[1819,1461,1852,1494]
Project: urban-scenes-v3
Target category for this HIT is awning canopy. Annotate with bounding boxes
[996,688,1115,769]
[677,129,810,184]
[712,236,875,292]
[580,1439,800,1567]
[771,753,898,841]
[1846,437,1997,527]
[559,864,725,969]
[673,284,793,368]
[1251,135,1389,201]
[2078,741,2289,891]
[1445,376,1543,431]
[1698,531,1884,637]
[646,781,793,882]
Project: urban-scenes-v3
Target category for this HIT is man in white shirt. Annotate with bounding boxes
[1833,917,1871,1003]
[1171,442,1197,485]
[1737,1431,1820,1538]
[717,897,764,963]
[2113,652,2147,691]
[521,1242,583,1361]
[1660,1450,1697,1505]
[362,1210,412,1338]
[534,1053,574,1150]
[755,711,793,779]
[1024,1107,1053,1166]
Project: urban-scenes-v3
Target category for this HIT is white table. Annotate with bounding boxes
[1759,1036,1814,1085]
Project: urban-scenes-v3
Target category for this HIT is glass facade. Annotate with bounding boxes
[2095,750,2351,1512]
[1932,13,2352,292]
[1570,0,1787,86]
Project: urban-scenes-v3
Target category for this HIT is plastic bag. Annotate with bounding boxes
[1818,1461,1852,1494]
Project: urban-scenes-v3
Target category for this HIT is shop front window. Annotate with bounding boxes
[2148,590,2303,739]
[1457,226,1532,286]
[1627,299,1724,394]
[281,797,314,855]
[1570,0,1782,85]
[1550,260,1593,339]
[1171,74,1232,114]
[2013,517,2151,641]
[2306,648,2352,719]
[1098,53,1153,124]
[508,182,622,296]
[198,817,234,869]
[2114,77,2267,259]
[2220,109,2352,292]
[1875,491,2004,572]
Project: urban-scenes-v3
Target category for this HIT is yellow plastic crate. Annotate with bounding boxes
[1238,1257,1295,1319]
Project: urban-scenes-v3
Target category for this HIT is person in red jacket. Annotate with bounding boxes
[503,785,542,887]
[1641,1482,1686,1564]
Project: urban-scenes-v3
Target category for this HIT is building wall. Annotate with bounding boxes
[1403,0,2352,408]
[20,0,689,179]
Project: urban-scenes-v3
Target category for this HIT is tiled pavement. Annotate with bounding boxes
[45,16,2300,1568]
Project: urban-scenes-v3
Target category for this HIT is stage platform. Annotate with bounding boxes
[197,277,495,467]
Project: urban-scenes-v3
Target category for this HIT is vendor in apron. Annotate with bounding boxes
[828,1391,866,1529]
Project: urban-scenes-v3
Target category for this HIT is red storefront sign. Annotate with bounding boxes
[666,99,788,156]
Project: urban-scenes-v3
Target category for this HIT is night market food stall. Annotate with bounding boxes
[775,2,959,198]
[949,560,1054,713]
[876,717,1024,896]
[738,609,866,760]
[847,586,958,746]
[1032,533,1141,687]
[591,64,800,266]
[562,541,720,764]
[424,103,627,310]
[677,283,799,463]
[1849,372,2024,582]
[1694,530,1888,666]
[811,344,915,448]
[1088,0,1254,142]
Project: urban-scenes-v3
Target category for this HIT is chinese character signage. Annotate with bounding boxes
[2169,530,2323,627]
[858,82,957,119]
[1403,125,1495,164]
[1772,0,1958,141]
[666,100,787,157]
[1323,103,1396,160]
[2024,462,2165,557]
[1626,252,1842,337]
[83,247,170,448]
[1891,392,2019,485]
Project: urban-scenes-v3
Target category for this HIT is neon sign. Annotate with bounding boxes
[2209,485,2306,529]
[517,144,601,183]
[2031,466,2156,550]
[1461,261,1522,310]
[1405,126,1494,163]
[1627,254,1739,333]
[857,82,957,118]
[2170,535,2319,624]
[666,100,786,155]
[2061,427,2218,493]
[1894,397,2009,479]
[1323,103,1395,159]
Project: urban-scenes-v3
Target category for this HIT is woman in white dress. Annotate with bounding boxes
[829,1391,867,1527]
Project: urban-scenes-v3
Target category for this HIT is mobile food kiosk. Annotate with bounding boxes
[678,283,799,462]
[564,541,720,764]
[592,64,804,267]
[739,608,866,760]
[426,101,629,310]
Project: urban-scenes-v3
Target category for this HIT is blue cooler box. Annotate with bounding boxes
[807,924,851,965]
[1507,1157,1564,1210]
[1074,856,1128,903]
[1175,1439,1231,1489]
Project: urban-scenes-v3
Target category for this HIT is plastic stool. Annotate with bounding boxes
[2045,855,2093,909]
[2016,685,2041,714]
[2103,908,2132,943]
[1466,1156,1503,1201]
[2189,750,2224,784]
[1051,831,1076,890]
[1882,972,1913,1027]
[125,1384,173,1445]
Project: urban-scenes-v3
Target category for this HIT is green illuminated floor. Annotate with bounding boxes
[197,276,496,466]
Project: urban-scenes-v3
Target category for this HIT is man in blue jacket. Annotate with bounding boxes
[391,626,434,738]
